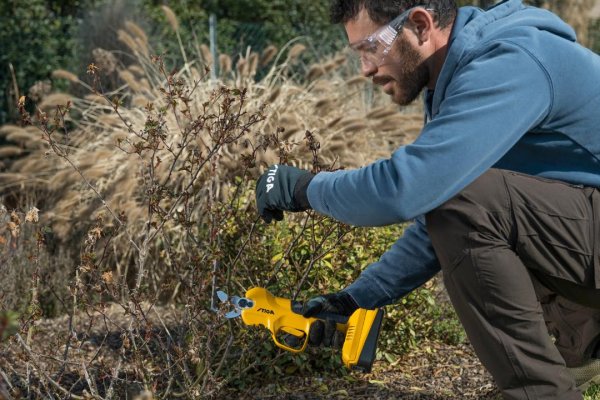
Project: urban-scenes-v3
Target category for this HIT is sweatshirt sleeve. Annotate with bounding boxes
[341,215,440,309]
[306,40,552,226]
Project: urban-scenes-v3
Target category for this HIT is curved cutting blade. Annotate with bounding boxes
[216,290,228,303]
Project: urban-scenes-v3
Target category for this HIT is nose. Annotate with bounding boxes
[361,59,377,77]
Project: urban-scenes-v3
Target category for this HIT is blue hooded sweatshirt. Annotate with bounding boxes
[305,0,600,308]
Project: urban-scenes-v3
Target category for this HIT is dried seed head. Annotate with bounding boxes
[98,114,122,127]
[139,78,151,92]
[323,60,339,73]
[260,45,278,66]
[0,125,23,138]
[28,80,52,103]
[200,44,212,64]
[125,21,148,45]
[236,58,247,76]
[92,48,117,75]
[345,75,368,86]
[38,93,72,110]
[162,5,179,31]
[117,29,138,53]
[131,95,149,107]
[0,146,23,158]
[135,37,149,57]
[219,54,232,75]
[118,70,141,92]
[51,69,79,83]
[325,116,343,129]
[343,123,368,133]
[311,80,334,93]
[84,94,110,105]
[306,65,326,81]
[6,129,34,145]
[338,117,363,128]
[267,86,281,103]
[128,64,145,76]
[314,98,334,114]
[248,53,259,77]
[366,106,398,119]
[288,44,306,60]
[334,55,347,66]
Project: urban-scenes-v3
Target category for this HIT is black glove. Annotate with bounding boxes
[301,292,359,318]
[255,164,314,223]
[301,292,359,348]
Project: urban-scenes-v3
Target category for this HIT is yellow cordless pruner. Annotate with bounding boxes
[217,287,384,372]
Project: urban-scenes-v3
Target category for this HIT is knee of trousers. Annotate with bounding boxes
[425,169,513,269]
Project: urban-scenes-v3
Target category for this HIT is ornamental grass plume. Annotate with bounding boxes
[0,23,422,252]
[92,48,118,75]
[259,45,278,67]
[161,5,179,32]
[51,69,79,83]
[219,54,232,76]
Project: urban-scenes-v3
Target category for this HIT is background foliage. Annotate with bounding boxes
[2,0,598,125]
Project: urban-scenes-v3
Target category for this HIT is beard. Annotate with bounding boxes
[378,35,429,106]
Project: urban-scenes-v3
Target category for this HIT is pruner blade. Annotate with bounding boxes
[216,290,228,303]
[216,290,254,319]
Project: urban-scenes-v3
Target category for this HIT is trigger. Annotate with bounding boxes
[280,326,305,337]
[276,326,308,352]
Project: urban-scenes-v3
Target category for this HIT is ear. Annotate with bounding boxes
[407,8,434,44]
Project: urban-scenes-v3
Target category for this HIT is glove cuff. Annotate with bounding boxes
[330,291,359,316]
[292,172,315,211]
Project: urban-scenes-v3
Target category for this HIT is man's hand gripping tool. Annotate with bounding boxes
[217,287,384,372]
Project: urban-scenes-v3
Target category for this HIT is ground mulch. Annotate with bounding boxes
[233,340,499,399]
[0,302,499,399]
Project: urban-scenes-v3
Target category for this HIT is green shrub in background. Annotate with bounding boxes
[0,0,97,125]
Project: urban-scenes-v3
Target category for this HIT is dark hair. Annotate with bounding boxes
[330,0,457,28]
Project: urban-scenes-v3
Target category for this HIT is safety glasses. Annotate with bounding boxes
[349,7,434,68]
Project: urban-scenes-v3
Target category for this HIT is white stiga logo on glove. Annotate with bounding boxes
[266,164,278,193]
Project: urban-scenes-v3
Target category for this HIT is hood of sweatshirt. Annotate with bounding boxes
[431,0,577,117]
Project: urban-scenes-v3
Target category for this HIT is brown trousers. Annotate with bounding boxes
[425,169,600,400]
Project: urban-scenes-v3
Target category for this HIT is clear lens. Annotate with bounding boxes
[350,36,392,68]
[348,7,433,68]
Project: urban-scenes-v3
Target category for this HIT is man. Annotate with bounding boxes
[255,0,600,398]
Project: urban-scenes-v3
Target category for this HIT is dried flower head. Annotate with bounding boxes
[86,226,102,247]
[25,207,39,223]
[101,271,114,284]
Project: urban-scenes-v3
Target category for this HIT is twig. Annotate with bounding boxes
[15,333,86,400]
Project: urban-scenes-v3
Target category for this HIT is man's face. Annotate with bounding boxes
[345,8,430,105]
